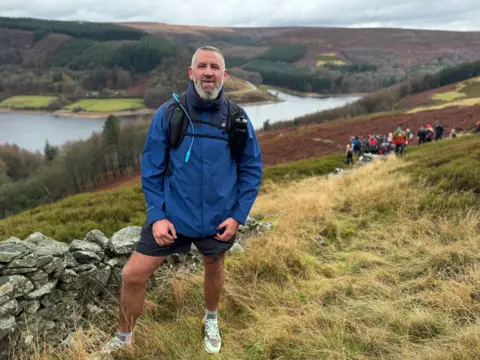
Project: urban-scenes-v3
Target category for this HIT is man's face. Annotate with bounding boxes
[189,50,227,100]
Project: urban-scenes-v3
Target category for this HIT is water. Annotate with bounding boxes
[244,90,360,129]
[0,90,360,152]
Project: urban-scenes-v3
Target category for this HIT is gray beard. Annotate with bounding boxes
[193,78,223,101]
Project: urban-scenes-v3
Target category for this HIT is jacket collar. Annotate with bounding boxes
[187,80,225,111]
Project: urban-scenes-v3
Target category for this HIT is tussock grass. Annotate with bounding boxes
[27,136,480,359]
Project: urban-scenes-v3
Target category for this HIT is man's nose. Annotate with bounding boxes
[204,66,213,75]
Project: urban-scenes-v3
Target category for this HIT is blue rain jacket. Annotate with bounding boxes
[141,81,263,238]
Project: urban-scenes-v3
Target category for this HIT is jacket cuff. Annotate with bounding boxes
[147,207,166,225]
[231,208,247,225]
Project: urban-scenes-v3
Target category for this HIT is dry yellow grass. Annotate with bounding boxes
[407,97,480,114]
[25,156,480,360]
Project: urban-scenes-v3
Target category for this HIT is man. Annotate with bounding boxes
[417,126,426,145]
[434,122,444,141]
[392,127,407,156]
[100,46,262,356]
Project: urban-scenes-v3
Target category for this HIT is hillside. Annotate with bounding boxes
[120,22,480,93]
[3,134,480,359]
[2,17,480,99]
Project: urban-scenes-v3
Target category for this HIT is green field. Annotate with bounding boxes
[65,98,145,112]
[431,77,480,102]
[315,53,346,66]
[0,95,57,110]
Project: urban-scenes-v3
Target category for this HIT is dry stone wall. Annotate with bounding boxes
[0,216,272,359]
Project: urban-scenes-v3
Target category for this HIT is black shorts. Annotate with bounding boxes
[136,220,236,261]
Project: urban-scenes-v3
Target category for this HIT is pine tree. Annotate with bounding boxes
[44,139,59,161]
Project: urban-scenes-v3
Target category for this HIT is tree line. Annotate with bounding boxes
[262,60,480,131]
[0,115,150,219]
[0,17,145,41]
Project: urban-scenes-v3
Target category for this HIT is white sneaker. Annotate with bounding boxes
[89,336,132,360]
[203,317,222,354]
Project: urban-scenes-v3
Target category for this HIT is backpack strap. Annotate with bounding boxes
[168,93,189,150]
[226,99,249,158]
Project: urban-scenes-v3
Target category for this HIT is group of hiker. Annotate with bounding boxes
[345,121,463,165]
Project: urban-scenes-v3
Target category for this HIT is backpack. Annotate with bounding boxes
[166,92,248,176]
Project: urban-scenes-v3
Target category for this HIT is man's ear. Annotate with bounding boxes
[189,66,194,81]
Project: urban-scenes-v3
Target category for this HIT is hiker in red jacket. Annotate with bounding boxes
[392,127,407,156]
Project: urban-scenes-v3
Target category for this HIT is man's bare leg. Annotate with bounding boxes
[119,252,167,332]
[203,252,226,311]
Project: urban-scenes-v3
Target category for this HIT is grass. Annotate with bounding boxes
[0,95,57,110]
[64,98,145,112]
[0,153,345,242]
[224,75,253,92]
[24,135,480,360]
[407,97,480,114]
[227,89,277,104]
[430,76,480,104]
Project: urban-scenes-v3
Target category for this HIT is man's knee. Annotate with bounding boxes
[203,253,225,273]
[122,262,151,286]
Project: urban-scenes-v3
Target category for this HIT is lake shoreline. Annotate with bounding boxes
[0,107,156,119]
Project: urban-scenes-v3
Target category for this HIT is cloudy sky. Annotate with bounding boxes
[1,0,480,31]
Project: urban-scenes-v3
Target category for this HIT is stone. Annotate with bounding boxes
[8,253,38,268]
[63,252,79,268]
[36,255,53,268]
[230,243,245,254]
[26,270,49,289]
[58,280,82,291]
[111,267,123,283]
[41,289,65,308]
[77,267,97,287]
[44,320,56,330]
[106,258,121,267]
[53,263,66,278]
[85,230,110,250]
[69,239,102,254]
[108,226,141,255]
[0,300,19,317]
[0,316,16,340]
[37,301,81,321]
[24,233,69,257]
[0,275,34,298]
[20,300,40,314]
[1,267,37,275]
[42,257,63,274]
[57,333,75,349]
[95,266,111,286]
[59,269,78,284]
[23,280,57,300]
[75,264,96,273]
[86,303,104,317]
[24,334,34,347]
[0,237,32,263]
[72,251,101,263]
[106,257,128,268]
[89,266,111,295]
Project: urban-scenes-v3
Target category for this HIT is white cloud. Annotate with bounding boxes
[1,0,480,31]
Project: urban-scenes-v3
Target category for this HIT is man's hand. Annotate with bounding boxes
[215,217,239,241]
[152,219,177,246]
